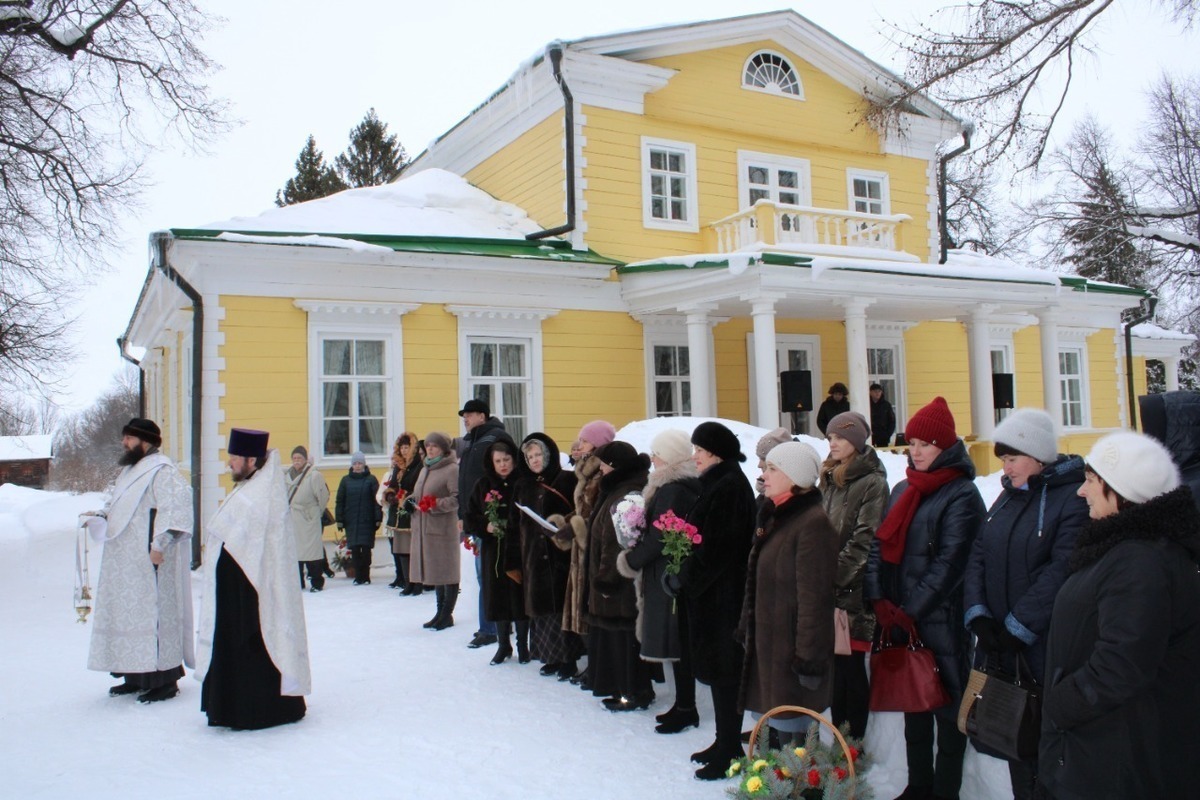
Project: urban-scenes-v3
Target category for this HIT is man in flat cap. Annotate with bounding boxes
[195,428,311,729]
[84,418,194,703]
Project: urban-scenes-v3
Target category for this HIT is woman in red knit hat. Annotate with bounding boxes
[865,397,986,800]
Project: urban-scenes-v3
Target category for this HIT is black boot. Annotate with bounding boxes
[298,563,306,590]
[694,685,744,780]
[432,583,458,630]
[137,682,180,704]
[491,621,513,665]
[389,552,406,589]
[423,586,444,628]
[515,620,531,663]
[656,705,699,734]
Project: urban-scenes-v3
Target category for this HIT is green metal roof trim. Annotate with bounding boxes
[1058,275,1149,297]
[617,252,813,274]
[168,228,623,265]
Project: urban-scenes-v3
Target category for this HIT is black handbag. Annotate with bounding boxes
[964,653,1042,761]
[321,508,335,528]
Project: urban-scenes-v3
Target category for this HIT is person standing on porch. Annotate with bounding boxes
[197,428,310,730]
[870,383,897,447]
[817,382,851,436]
[85,418,193,704]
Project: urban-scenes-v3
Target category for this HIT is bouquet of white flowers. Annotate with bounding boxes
[612,493,646,549]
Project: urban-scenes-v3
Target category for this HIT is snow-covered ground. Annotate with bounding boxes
[0,421,1010,799]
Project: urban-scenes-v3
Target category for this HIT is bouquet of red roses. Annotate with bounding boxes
[483,489,508,576]
[656,509,701,612]
[417,494,438,513]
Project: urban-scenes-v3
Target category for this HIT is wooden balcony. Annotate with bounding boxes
[708,200,911,253]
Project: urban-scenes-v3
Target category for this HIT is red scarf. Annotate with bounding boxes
[875,466,962,564]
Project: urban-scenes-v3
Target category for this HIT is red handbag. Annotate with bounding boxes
[869,628,951,713]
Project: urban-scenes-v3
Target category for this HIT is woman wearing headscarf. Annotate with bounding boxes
[584,440,653,711]
[408,432,460,631]
[865,397,985,800]
[465,439,529,665]
[962,408,1088,799]
[738,441,838,744]
[1039,432,1200,799]
[514,432,581,679]
[286,445,330,593]
[546,419,616,688]
[616,428,703,734]
[819,411,889,740]
[335,451,382,585]
[682,421,757,780]
[378,432,422,592]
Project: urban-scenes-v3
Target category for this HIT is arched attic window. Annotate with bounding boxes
[742,51,804,100]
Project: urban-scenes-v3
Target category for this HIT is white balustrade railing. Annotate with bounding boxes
[709,201,911,253]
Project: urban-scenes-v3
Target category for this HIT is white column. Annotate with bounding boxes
[1039,309,1062,434]
[684,305,716,418]
[840,299,873,421]
[751,296,782,427]
[1164,356,1181,392]
[965,305,997,440]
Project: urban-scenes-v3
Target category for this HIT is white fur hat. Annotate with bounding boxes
[765,441,822,490]
[650,429,692,466]
[993,408,1058,464]
[1085,431,1181,504]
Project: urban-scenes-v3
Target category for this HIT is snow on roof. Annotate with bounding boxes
[0,435,53,461]
[198,169,545,241]
[1132,322,1195,341]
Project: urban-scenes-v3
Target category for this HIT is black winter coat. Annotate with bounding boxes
[464,442,527,622]
[865,439,985,712]
[336,468,382,547]
[456,417,513,523]
[383,458,421,529]
[817,396,851,436]
[583,459,650,629]
[870,397,897,447]
[683,459,756,687]
[964,455,1088,678]
[1139,390,1200,508]
[1040,487,1200,800]
[514,433,575,617]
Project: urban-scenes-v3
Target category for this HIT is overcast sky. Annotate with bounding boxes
[59,0,1199,411]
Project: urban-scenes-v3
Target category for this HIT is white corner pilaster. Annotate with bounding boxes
[1038,308,1062,435]
[683,305,718,418]
[965,305,998,440]
[839,298,874,421]
[749,294,784,427]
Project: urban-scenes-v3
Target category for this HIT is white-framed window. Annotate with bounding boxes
[866,323,909,428]
[1058,346,1090,428]
[847,169,889,215]
[738,151,812,209]
[991,344,1014,426]
[742,50,804,99]
[297,301,414,466]
[652,343,691,417]
[641,137,699,232]
[867,347,899,409]
[449,306,553,443]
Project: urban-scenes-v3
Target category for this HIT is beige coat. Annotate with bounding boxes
[287,465,330,562]
[547,453,603,636]
[408,456,460,586]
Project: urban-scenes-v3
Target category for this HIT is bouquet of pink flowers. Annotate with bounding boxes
[657,509,701,576]
[612,493,646,549]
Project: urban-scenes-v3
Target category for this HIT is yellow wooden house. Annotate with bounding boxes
[122,10,1189,526]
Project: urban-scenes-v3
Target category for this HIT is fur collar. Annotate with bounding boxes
[1070,486,1200,572]
[643,458,700,504]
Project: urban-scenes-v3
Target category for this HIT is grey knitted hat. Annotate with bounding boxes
[765,441,822,490]
[992,408,1058,464]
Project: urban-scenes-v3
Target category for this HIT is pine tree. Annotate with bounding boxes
[335,109,408,188]
[275,135,348,207]
[1062,162,1153,288]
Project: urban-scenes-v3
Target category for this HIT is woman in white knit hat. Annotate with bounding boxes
[736,441,838,747]
[1040,431,1200,800]
[962,408,1089,799]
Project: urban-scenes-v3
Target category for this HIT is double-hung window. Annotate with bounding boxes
[467,338,531,442]
[321,338,388,456]
[1058,347,1088,428]
[652,344,691,417]
[642,137,698,232]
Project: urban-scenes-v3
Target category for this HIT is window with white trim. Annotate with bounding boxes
[321,338,389,457]
[847,169,889,215]
[742,51,804,99]
[991,346,1013,425]
[652,344,691,417]
[467,338,531,442]
[1058,346,1089,428]
[867,347,899,409]
[641,137,698,232]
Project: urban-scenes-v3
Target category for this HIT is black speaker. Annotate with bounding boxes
[780,370,813,412]
[992,373,1015,409]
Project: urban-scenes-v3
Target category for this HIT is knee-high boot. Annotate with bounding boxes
[491,621,513,664]
[423,586,444,628]
[515,620,531,663]
[695,684,745,780]
[432,583,458,630]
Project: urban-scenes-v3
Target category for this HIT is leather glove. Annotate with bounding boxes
[872,599,898,631]
[970,617,1003,653]
[998,627,1028,653]
[792,657,825,690]
[402,496,417,513]
[893,605,915,635]
[660,571,683,598]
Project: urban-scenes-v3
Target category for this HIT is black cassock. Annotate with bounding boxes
[201,547,306,730]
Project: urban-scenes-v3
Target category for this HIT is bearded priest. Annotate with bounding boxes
[85,418,194,703]
[196,428,311,729]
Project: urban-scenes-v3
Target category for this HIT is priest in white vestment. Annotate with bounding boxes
[195,427,311,729]
[85,418,194,703]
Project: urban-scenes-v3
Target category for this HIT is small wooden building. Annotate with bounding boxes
[0,435,54,489]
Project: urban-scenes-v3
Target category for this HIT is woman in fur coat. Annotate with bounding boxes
[819,411,889,739]
[464,440,529,665]
[616,428,703,734]
[1040,432,1200,800]
[378,432,422,592]
[738,442,838,743]
[514,432,581,679]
